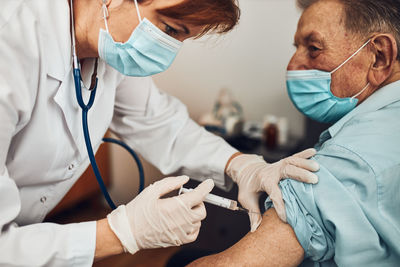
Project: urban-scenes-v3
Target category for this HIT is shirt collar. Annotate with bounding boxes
[43,0,71,81]
[329,80,400,137]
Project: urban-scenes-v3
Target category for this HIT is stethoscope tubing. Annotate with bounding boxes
[70,0,144,210]
[74,67,117,209]
[73,68,145,210]
[102,137,145,195]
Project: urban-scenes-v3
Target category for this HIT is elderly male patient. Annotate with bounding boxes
[189,0,400,266]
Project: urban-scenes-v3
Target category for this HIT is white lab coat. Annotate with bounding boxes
[0,0,237,266]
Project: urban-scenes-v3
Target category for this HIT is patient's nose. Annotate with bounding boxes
[287,50,308,71]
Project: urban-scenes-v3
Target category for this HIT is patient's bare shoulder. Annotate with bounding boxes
[187,208,304,267]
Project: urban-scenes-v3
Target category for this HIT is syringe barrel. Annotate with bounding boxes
[180,187,237,210]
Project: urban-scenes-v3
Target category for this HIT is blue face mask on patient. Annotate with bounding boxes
[286,39,371,123]
[98,0,183,77]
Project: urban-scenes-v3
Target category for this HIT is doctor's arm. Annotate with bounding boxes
[94,154,319,263]
[0,25,98,265]
[110,76,238,189]
[110,76,319,232]
[95,219,124,259]
[0,65,99,266]
[188,208,304,267]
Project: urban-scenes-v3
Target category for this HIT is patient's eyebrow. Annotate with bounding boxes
[305,31,325,47]
[293,31,325,48]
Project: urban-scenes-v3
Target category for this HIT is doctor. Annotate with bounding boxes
[0,0,319,266]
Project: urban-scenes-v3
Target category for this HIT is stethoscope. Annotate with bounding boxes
[70,0,144,210]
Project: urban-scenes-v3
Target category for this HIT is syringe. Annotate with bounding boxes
[178,187,259,214]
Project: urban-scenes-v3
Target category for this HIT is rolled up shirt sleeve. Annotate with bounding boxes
[265,143,396,266]
[270,179,335,262]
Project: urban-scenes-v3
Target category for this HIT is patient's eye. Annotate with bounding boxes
[308,45,322,58]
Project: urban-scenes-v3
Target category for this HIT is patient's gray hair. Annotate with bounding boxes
[296,0,400,61]
[296,0,318,9]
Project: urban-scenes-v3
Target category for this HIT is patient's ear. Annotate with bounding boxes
[367,34,398,87]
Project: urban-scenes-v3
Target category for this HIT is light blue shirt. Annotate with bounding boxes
[266,80,400,266]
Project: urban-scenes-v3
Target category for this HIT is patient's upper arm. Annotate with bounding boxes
[187,208,304,267]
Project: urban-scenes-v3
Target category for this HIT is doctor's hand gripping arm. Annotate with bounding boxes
[97,176,214,258]
[226,148,319,232]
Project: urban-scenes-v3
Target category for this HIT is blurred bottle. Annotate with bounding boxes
[263,115,278,149]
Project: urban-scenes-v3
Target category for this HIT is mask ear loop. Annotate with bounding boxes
[331,39,371,74]
[350,83,369,100]
[133,0,142,22]
[103,0,141,33]
[102,0,110,32]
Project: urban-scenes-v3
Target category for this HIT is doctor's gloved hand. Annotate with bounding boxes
[107,176,214,254]
[226,148,319,232]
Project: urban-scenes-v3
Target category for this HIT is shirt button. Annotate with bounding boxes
[40,196,47,203]
[68,163,75,170]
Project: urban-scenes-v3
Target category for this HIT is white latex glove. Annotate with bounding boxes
[226,148,319,232]
[107,176,214,254]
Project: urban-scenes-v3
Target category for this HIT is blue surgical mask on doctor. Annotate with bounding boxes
[286,39,371,123]
[98,0,183,77]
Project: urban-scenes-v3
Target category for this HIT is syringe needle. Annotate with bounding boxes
[236,207,261,214]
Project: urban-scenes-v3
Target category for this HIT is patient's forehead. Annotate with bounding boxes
[294,0,362,56]
[296,0,349,44]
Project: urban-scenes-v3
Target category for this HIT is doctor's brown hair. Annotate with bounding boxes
[137,0,240,38]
